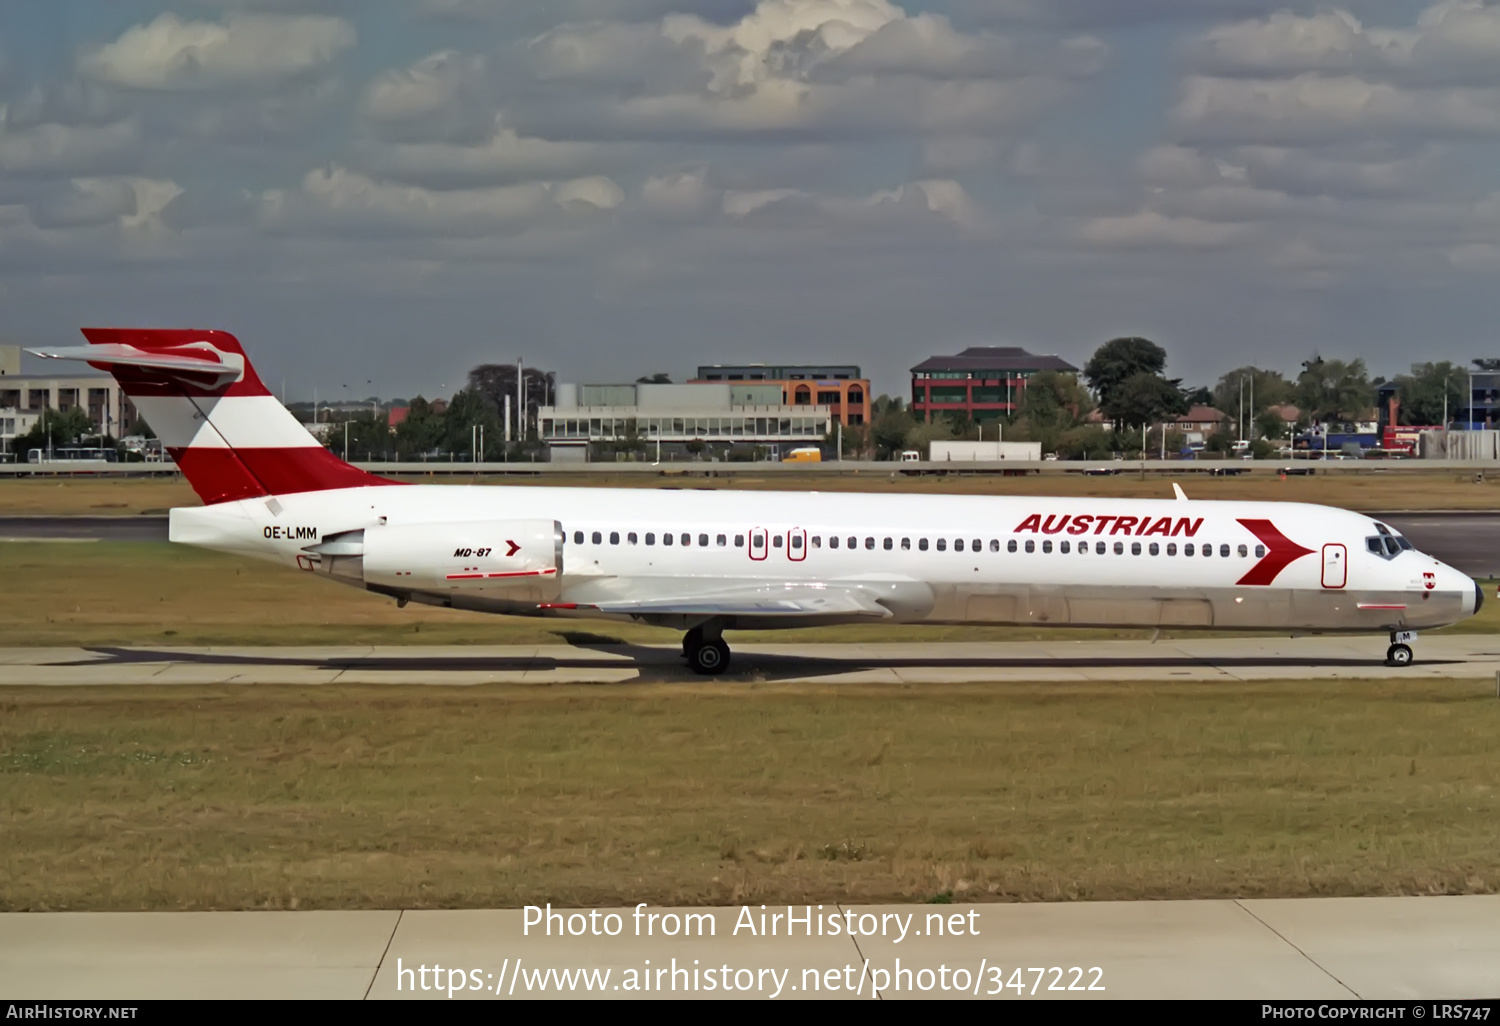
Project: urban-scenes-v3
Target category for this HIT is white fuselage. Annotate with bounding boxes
[169,484,1479,636]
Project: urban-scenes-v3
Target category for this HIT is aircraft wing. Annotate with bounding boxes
[571,582,895,618]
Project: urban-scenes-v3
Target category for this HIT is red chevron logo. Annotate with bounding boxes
[505,539,521,557]
[1236,519,1315,586]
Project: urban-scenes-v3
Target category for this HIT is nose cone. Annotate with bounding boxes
[1474,579,1486,617]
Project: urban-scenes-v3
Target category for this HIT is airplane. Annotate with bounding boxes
[30,328,1483,675]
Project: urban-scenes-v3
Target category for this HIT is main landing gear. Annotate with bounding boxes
[682,624,731,676]
[1386,630,1417,667]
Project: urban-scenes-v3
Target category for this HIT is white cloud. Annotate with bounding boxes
[364,51,485,124]
[79,13,355,91]
[527,0,1103,138]
[0,118,139,175]
[1172,74,1500,145]
[641,167,713,218]
[722,177,980,228]
[1078,210,1248,249]
[1189,3,1500,87]
[365,118,601,188]
[259,165,621,235]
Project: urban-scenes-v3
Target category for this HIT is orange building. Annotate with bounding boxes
[693,364,869,426]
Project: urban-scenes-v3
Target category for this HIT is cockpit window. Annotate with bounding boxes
[1366,525,1413,560]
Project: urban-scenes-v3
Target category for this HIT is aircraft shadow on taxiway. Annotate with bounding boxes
[50,639,1459,683]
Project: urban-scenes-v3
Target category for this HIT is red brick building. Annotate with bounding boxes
[911,346,1077,423]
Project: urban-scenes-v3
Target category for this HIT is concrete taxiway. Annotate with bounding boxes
[2,896,1497,999]
[2,636,1500,686]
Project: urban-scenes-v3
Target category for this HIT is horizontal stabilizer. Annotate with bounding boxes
[28,344,241,387]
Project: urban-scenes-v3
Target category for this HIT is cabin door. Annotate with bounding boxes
[1321,543,1347,589]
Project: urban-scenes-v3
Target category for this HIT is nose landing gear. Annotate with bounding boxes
[1386,630,1417,667]
[682,623,732,676]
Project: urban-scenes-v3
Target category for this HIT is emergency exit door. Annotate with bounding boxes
[1321,543,1346,589]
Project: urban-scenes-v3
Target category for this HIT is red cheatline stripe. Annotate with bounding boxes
[444,569,558,580]
[1235,518,1315,586]
[1357,604,1407,609]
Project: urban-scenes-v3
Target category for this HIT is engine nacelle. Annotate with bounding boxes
[307,519,563,603]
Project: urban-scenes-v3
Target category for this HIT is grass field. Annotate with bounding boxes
[4,468,1500,515]
[3,678,1498,911]
[5,541,1500,647]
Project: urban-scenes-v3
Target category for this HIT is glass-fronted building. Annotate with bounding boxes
[911,346,1077,423]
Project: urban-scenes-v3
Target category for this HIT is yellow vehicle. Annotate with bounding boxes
[783,447,823,463]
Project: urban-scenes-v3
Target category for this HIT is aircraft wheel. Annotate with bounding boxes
[682,626,703,658]
[687,638,731,676]
[1386,643,1413,667]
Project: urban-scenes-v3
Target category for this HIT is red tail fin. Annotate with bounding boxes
[33,329,397,505]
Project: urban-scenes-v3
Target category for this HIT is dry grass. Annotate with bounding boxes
[3,679,1499,911]
[3,468,1500,515]
[6,541,1499,647]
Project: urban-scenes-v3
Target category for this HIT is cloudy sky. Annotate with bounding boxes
[3,0,1499,400]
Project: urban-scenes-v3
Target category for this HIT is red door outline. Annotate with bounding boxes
[1321,543,1347,589]
[787,528,806,562]
[749,527,768,561]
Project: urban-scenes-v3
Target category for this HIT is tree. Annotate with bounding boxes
[1100,371,1189,429]
[1211,367,1293,437]
[394,397,445,458]
[870,396,917,459]
[1392,361,1466,426]
[1296,355,1374,427]
[442,388,502,458]
[12,407,98,453]
[636,373,672,384]
[1083,337,1167,407]
[465,363,555,438]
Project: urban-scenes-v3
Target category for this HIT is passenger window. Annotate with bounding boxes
[1042,540,1052,554]
[1203,545,1212,557]
[591,531,602,544]
[1149,543,1159,556]
[664,533,674,546]
[628,532,638,544]
[847,537,856,549]
[610,531,620,545]
[1237,544,1248,557]
[1131,542,1141,555]
[1095,541,1106,554]
[646,532,656,545]
[1113,541,1124,555]
[792,535,803,550]
[883,538,892,550]
[1024,540,1035,553]
[1184,543,1193,556]
[830,537,840,549]
[1008,539,1018,553]
[955,539,965,552]
[699,533,709,547]
[811,536,821,548]
[918,538,929,551]
[1060,540,1071,554]
[1219,544,1230,557]
[865,537,875,550]
[734,534,744,547]
[573,531,584,544]
[717,534,727,547]
[682,533,692,546]
[772,536,781,548]
[1167,543,1177,556]
[989,539,999,552]
[901,538,911,550]
[973,539,981,552]
[751,532,763,549]
[936,539,947,552]
[1255,544,1265,557]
